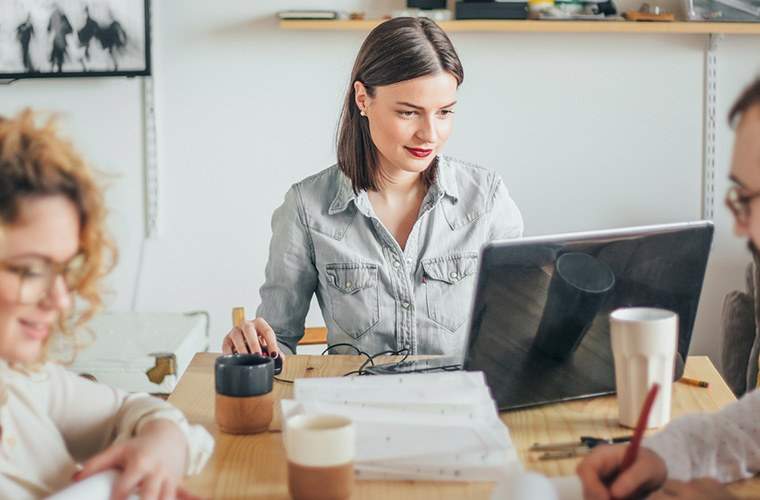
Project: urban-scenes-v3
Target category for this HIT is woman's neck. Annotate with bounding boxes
[374,163,425,200]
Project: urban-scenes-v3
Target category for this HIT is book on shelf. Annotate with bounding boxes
[278,10,338,20]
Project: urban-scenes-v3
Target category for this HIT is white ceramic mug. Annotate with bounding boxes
[284,414,355,500]
[610,307,677,429]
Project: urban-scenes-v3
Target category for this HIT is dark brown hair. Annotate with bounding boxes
[0,109,116,362]
[336,17,464,193]
[730,78,760,126]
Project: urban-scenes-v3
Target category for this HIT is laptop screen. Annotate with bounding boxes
[463,221,714,411]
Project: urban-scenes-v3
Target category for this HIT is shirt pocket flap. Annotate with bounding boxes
[325,263,378,294]
[421,253,479,284]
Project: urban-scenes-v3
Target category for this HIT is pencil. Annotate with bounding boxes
[679,377,709,388]
[618,383,660,475]
[232,306,245,328]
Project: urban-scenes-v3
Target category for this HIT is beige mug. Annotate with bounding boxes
[284,414,355,500]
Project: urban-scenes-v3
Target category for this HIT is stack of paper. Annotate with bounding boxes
[280,371,521,481]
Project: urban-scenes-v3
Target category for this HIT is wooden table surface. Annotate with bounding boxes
[170,353,760,498]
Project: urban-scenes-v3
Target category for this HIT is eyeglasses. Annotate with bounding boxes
[0,254,85,305]
[726,185,760,225]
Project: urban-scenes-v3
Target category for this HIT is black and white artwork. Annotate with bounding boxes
[0,0,150,79]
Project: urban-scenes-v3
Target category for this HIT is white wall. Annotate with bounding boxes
[1,0,757,368]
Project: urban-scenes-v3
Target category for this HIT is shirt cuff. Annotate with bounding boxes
[134,408,215,476]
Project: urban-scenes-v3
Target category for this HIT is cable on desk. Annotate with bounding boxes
[322,343,368,356]
[358,348,410,374]
[276,342,378,383]
[342,347,411,377]
[319,341,415,378]
[323,342,375,367]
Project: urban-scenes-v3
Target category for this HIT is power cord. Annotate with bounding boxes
[345,347,411,377]
[273,343,412,383]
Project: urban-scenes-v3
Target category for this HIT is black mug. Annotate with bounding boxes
[215,354,274,397]
[215,354,275,434]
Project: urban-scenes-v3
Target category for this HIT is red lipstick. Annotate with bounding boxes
[405,147,433,158]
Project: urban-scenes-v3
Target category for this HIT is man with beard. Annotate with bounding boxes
[576,79,760,500]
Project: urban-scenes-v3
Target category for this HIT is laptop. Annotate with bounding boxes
[365,221,714,411]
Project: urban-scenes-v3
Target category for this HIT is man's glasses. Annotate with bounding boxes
[0,254,85,305]
[726,185,760,225]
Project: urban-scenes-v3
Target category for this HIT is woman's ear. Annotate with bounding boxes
[354,81,369,115]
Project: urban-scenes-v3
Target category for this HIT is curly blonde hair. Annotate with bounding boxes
[0,109,116,363]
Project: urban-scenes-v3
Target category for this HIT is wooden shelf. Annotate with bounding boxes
[280,19,760,35]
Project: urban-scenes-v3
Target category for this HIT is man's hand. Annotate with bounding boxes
[577,444,667,500]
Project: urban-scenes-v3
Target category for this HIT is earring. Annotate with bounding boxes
[360,109,366,117]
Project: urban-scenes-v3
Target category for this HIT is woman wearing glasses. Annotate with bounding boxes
[222,17,523,359]
[0,110,212,499]
[576,80,760,500]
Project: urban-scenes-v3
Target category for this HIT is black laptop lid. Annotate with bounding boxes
[463,221,714,411]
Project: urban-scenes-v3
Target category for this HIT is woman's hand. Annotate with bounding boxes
[649,478,737,499]
[74,419,194,500]
[221,316,281,359]
[576,444,667,500]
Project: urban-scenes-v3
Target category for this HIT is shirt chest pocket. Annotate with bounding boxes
[325,263,381,339]
[421,253,479,333]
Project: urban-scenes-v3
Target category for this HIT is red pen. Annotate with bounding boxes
[618,383,660,475]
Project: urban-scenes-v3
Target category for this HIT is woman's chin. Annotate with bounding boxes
[7,337,44,364]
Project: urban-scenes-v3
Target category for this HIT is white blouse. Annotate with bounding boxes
[644,388,760,482]
[0,360,213,499]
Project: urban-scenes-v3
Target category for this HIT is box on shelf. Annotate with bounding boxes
[52,311,209,394]
[456,1,529,19]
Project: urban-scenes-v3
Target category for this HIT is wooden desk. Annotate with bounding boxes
[170,354,759,498]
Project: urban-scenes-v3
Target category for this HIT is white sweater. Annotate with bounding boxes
[0,361,213,498]
[644,388,760,482]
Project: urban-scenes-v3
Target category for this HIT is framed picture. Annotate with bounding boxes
[0,0,151,79]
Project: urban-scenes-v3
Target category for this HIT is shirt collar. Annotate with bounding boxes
[328,170,359,215]
[433,156,459,203]
[328,156,459,216]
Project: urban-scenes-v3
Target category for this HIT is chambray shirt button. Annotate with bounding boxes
[450,272,459,279]
[345,281,352,289]
[393,261,401,269]
[401,302,410,309]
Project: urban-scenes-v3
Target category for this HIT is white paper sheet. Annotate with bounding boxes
[46,470,139,500]
[283,371,521,482]
[490,473,583,500]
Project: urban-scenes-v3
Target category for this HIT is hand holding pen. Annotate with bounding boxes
[576,384,667,500]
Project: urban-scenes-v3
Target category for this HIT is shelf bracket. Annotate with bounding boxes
[141,1,160,240]
[702,33,722,220]
[142,75,160,238]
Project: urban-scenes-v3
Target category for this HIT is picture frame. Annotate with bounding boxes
[0,0,151,79]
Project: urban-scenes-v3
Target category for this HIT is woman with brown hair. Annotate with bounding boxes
[0,109,212,499]
[223,17,523,361]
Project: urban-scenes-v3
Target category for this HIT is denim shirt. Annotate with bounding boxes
[256,156,523,357]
